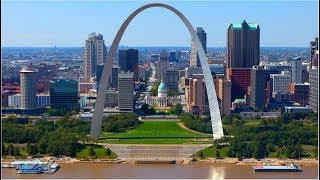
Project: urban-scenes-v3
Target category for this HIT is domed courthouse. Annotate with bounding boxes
[145,80,180,107]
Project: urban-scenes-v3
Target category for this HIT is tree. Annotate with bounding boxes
[197,151,204,159]
[7,144,15,156]
[174,103,183,116]
[215,149,220,159]
[2,144,7,155]
[27,144,38,156]
[149,82,160,96]
[14,147,21,156]
[89,147,96,156]
[313,147,318,158]
[275,149,281,158]
[106,148,112,156]
[168,90,179,96]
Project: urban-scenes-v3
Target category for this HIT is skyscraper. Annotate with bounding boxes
[227,20,260,68]
[164,67,179,92]
[186,74,209,116]
[309,45,318,112]
[119,49,139,82]
[110,65,120,90]
[228,68,251,101]
[96,65,104,90]
[84,32,107,83]
[157,50,169,81]
[309,67,318,112]
[250,66,266,110]
[20,68,37,109]
[50,79,79,110]
[310,37,318,67]
[169,51,177,62]
[118,71,134,112]
[291,57,302,84]
[190,27,207,67]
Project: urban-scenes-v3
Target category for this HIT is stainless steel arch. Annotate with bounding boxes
[90,3,224,140]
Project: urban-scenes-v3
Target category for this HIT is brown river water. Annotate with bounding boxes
[2,162,318,179]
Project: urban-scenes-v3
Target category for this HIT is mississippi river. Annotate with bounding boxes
[2,162,318,179]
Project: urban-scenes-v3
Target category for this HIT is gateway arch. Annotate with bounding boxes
[90,3,224,140]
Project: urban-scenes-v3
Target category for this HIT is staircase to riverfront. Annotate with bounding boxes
[100,144,211,159]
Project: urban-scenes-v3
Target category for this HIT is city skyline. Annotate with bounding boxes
[1,1,318,47]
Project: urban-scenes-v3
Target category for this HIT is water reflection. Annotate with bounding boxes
[210,165,225,180]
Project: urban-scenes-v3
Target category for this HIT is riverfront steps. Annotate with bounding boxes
[100,144,211,158]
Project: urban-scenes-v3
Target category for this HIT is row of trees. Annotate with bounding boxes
[46,105,80,117]
[180,113,212,134]
[2,144,21,156]
[140,103,183,116]
[102,113,140,132]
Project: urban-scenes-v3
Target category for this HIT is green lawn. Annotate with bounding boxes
[76,145,117,159]
[244,121,260,126]
[192,146,229,158]
[100,121,211,144]
[101,121,211,139]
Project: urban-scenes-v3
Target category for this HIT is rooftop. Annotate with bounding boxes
[230,20,259,30]
[88,32,103,38]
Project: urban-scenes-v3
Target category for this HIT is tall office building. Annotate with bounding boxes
[270,71,291,102]
[20,68,37,109]
[50,79,79,109]
[190,27,207,67]
[97,65,120,90]
[96,65,104,90]
[290,83,309,106]
[218,78,231,116]
[169,51,177,62]
[119,49,139,82]
[309,46,318,112]
[228,68,251,101]
[118,71,134,112]
[310,37,318,67]
[309,67,318,112]
[301,63,309,83]
[291,57,302,84]
[227,20,260,68]
[270,71,291,94]
[186,74,209,116]
[111,65,120,90]
[84,32,107,83]
[157,50,169,81]
[164,67,179,92]
[250,66,266,110]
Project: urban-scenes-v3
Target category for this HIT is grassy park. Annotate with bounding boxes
[100,120,211,144]
[76,145,117,159]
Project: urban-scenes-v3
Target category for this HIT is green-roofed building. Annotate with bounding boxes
[227,20,260,69]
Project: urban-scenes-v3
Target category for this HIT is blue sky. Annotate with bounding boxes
[1,1,318,47]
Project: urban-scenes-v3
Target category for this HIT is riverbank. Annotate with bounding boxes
[194,157,318,165]
[2,156,318,165]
